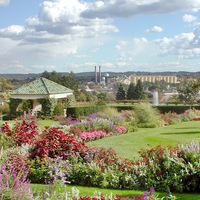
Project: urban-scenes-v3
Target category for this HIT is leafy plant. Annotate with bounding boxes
[27,157,50,184]
[1,119,39,146]
[30,127,88,159]
[0,162,34,200]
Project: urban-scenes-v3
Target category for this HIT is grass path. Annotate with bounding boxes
[87,121,200,160]
[31,183,200,200]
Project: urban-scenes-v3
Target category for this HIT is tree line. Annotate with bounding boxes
[116,80,145,100]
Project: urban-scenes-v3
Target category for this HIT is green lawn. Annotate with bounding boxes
[37,119,59,130]
[87,121,200,160]
[0,119,59,130]
[31,183,200,200]
[2,119,200,199]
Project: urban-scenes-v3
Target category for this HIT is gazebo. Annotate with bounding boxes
[10,77,73,114]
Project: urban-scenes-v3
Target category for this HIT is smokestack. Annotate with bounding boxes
[99,66,101,85]
[95,66,97,84]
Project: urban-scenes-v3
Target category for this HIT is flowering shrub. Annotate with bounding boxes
[115,126,126,133]
[95,107,124,126]
[1,122,12,136]
[161,111,179,125]
[72,118,117,133]
[47,156,71,184]
[79,126,126,141]
[80,130,113,142]
[69,127,82,137]
[84,147,120,170]
[5,151,28,174]
[0,162,34,200]
[121,110,136,122]
[14,120,39,146]
[58,115,81,125]
[134,143,200,192]
[1,120,39,146]
[192,117,200,121]
[161,108,200,125]
[48,143,200,192]
[30,127,88,159]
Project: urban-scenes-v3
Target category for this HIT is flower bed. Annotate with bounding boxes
[1,119,200,195]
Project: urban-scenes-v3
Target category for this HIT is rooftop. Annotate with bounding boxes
[11,77,73,95]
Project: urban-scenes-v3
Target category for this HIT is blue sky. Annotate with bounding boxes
[0,0,200,74]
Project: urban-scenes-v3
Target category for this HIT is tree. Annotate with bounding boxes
[116,83,126,100]
[133,80,145,100]
[97,92,107,101]
[127,83,135,100]
[0,77,14,102]
[177,76,200,104]
[41,71,80,101]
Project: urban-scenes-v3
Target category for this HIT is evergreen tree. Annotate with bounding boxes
[116,83,126,100]
[127,83,135,100]
[134,80,145,100]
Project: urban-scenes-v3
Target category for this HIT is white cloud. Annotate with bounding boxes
[82,0,200,18]
[115,37,151,60]
[154,26,200,59]
[0,0,9,6]
[102,62,115,68]
[0,0,118,55]
[0,0,119,72]
[0,59,27,74]
[31,65,56,70]
[131,62,198,72]
[74,54,88,58]
[116,62,130,67]
[183,14,197,22]
[146,26,163,33]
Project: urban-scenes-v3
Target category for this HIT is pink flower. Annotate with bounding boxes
[80,130,108,141]
[116,126,126,133]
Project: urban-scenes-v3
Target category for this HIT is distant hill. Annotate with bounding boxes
[1,71,200,80]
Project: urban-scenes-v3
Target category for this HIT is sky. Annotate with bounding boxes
[0,0,200,74]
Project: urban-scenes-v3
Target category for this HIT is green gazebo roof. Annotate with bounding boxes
[11,77,73,97]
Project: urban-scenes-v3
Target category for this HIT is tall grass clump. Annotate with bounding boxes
[0,162,34,200]
[134,103,161,128]
[96,107,124,126]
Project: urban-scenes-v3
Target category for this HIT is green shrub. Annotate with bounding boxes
[27,157,50,183]
[53,103,64,116]
[124,121,138,132]
[0,102,9,114]
[134,103,161,128]
[37,98,55,116]
[9,98,22,116]
[155,105,200,114]
[136,144,200,192]
[96,99,106,106]
[0,134,14,150]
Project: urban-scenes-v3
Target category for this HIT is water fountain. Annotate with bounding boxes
[153,91,159,106]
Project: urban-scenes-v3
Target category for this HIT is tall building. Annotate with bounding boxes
[130,75,178,84]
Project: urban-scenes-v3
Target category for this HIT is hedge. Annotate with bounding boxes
[112,105,200,114]
[154,105,200,114]
[67,106,105,118]
[67,105,200,118]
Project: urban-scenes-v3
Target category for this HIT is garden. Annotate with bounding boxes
[1,103,200,199]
